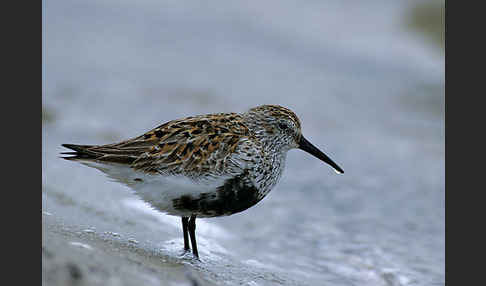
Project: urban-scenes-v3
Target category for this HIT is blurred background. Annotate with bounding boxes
[42,0,444,285]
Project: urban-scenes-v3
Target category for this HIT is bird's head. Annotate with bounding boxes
[244,105,343,174]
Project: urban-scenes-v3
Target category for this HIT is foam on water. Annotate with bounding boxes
[69,241,93,250]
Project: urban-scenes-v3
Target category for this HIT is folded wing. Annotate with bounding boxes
[62,113,251,177]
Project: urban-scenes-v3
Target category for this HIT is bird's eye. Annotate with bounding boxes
[278,123,288,130]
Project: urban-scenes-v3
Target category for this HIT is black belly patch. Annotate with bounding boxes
[172,174,261,216]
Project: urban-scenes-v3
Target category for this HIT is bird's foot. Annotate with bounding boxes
[180,249,200,261]
[180,248,191,257]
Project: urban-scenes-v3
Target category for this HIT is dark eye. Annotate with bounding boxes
[278,123,288,130]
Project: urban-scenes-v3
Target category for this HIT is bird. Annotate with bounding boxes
[61,104,343,258]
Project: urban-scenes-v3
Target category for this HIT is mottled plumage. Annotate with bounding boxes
[62,104,343,258]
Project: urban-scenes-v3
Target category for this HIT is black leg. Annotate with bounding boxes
[182,217,190,251]
[188,215,199,258]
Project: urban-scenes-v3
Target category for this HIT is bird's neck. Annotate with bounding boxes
[249,147,287,198]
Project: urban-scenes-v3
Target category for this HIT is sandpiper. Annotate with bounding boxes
[62,105,343,258]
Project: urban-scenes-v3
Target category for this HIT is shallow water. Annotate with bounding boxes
[43,1,444,285]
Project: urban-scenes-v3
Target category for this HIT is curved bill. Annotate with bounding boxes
[298,136,344,174]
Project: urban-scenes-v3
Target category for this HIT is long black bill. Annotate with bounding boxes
[298,136,344,174]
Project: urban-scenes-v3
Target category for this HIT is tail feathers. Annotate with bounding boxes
[61,144,101,161]
[61,143,138,164]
